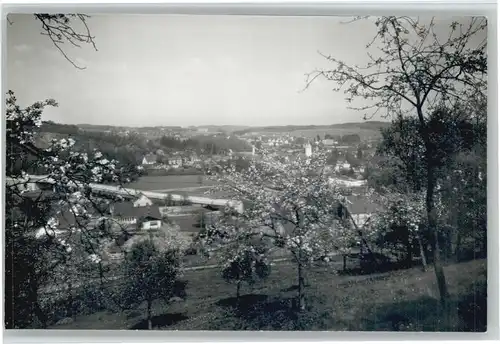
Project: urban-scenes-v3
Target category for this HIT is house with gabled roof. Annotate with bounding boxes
[142,154,157,165]
[110,195,162,232]
[133,193,153,207]
[343,195,382,229]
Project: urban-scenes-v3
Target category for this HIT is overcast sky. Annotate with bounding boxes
[6,14,484,127]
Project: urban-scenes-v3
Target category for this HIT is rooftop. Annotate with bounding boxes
[345,195,382,215]
[112,202,162,220]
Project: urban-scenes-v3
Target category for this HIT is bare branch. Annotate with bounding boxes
[304,16,487,121]
[34,13,97,69]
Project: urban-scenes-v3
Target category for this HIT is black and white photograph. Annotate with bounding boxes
[4,12,488,331]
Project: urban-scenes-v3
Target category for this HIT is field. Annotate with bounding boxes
[50,259,487,331]
[126,175,216,192]
[289,128,382,141]
[236,122,390,141]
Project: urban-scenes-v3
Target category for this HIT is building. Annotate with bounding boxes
[168,157,183,168]
[142,154,157,165]
[353,166,366,176]
[344,195,381,229]
[110,195,162,231]
[335,161,352,173]
[133,193,153,207]
[322,139,335,146]
[304,142,312,157]
[111,203,162,231]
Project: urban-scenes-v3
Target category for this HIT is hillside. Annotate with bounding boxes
[193,125,251,133]
[50,258,486,331]
[233,121,391,138]
[37,121,252,164]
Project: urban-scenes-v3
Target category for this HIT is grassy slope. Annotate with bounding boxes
[51,259,486,331]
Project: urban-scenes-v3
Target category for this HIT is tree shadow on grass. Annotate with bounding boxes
[280,284,311,293]
[130,313,189,330]
[216,294,269,308]
[357,290,487,332]
[215,293,334,330]
[215,293,303,330]
[338,258,424,277]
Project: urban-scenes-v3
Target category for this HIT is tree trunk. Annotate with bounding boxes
[343,254,347,271]
[296,246,306,311]
[417,110,449,306]
[426,166,449,306]
[417,233,427,271]
[68,281,76,321]
[33,300,47,329]
[236,280,241,300]
[147,300,153,330]
[405,233,413,268]
[298,261,306,311]
[455,231,462,262]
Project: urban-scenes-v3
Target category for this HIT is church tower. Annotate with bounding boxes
[304,142,312,157]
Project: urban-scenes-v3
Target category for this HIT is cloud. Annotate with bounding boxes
[13,44,32,53]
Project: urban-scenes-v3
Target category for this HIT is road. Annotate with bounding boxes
[9,174,243,212]
[151,186,215,193]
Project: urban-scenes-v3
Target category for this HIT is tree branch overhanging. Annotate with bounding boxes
[34,14,97,69]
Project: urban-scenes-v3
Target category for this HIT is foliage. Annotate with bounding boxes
[356,147,363,160]
[5,91,133,328]
[120,240,187,329]
[340,133,361,144]
[159,134,252,155]
[371,104,487,260]
[326,149,339,166]
[345,151,362,168]
[222,245,272,299]
[199,150,359,310]
[37,126,147,179]
[375,106,482,192]
[306,15,487,304]
[372,192,428,265]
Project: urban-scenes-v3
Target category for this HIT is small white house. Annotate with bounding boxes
[335,161,351,173]
[168,157,183,168]
[111,202,162,231]
[110,195,162,231]
[142,154,157,165]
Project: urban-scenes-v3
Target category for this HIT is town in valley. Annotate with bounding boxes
[5,13,489,332]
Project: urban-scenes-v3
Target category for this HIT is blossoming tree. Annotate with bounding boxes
[5,90,139,328]
[120,239,187,330]
[372,192,428,270]
[305,15,487,305]
[199,150,371,311]
[221,244,271,301]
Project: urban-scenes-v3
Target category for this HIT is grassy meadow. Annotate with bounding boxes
[50,258,486,331]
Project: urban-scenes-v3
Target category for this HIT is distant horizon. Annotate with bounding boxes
[8,15,475,127]
[7,14,421,127]
[49,119,391,129]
